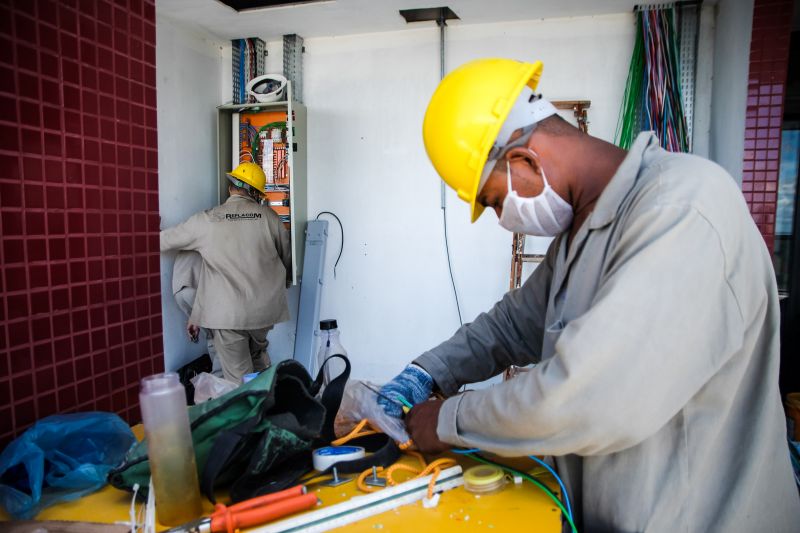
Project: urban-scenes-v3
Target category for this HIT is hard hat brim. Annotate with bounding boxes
[468,60,543,224]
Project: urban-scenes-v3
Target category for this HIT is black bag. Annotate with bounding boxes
[109,355,400,503]
[177,353,213,405]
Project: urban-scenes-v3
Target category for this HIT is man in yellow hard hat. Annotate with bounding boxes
[378,59,799,531]
[161,162,292,382]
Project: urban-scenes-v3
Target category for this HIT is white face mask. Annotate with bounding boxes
[498,158,574,236]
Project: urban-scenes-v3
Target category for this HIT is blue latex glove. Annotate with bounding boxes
[378,364,434,418]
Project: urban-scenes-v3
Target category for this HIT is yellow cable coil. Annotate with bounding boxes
[332,419,455,500]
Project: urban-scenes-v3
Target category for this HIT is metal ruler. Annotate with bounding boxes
[253,465,464,532]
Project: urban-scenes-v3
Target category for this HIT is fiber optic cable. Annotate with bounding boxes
[528,455,572,520]
[461,452,578,533]
[451,448,574,528]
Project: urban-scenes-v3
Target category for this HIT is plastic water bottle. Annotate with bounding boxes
[315,319,347,385]
[139,373,203,526]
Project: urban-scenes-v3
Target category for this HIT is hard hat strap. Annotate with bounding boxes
[477,124,536,195]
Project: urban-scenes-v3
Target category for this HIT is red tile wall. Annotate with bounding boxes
[0,0,162,448]
[742,0,794,253]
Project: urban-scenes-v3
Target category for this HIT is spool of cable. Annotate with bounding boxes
[312,445,366,472]
[463,465,507,495]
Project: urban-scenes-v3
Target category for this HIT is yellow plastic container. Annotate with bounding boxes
[463,465,508,495]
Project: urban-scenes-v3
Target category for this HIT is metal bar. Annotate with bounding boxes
[293,220,328,372]
[678,1,701,151]
[283,34,304,103]
[438,10,446,209]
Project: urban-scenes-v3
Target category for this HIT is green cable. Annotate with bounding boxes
[251,121,288,162]
[615,12,644,149]
[465,453,578,533]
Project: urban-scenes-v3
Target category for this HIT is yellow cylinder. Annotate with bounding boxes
[140,373,203,526]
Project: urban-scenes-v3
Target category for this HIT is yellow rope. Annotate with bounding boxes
[331,419,454,500]
[331,419,380,446]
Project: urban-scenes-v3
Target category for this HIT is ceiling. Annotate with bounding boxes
[156,0,679,42]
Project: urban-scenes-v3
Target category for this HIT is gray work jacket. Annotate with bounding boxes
[172,250,202,295]
[160,195,291,330]
[415,133,800,532]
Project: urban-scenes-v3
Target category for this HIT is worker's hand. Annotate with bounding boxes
[186,324,200,343]
[378,364,434,418]
[406,399,449,454]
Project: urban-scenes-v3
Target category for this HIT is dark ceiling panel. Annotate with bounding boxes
[399,7,459,24]
[216,0,329,12]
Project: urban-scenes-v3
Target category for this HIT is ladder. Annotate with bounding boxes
[508,100,591,290]
[504,101,591,381]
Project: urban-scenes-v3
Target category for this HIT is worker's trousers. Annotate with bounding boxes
[211,327,272,383]
[174,286,222,376]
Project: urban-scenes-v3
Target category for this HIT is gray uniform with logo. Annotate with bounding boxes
[415,133,800,531]
[161,195,292,381]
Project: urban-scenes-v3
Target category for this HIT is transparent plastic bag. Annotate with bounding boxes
[334,380,411,446]
[190,372,239,404]
[0,412,136,519]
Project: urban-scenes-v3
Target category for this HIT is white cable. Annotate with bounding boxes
[144,478,156,533]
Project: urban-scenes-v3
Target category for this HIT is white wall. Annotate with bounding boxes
[156,15,226,371]
[286,15,636,381]
[710,0,754,184]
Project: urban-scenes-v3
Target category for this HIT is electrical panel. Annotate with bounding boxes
[217,82,307,285]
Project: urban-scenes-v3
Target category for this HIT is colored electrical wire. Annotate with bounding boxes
[393,393,414,410]
[251,121,287,162]
[452,448,574,526]
[528,455,572,520]
[316,211,344,279]
[616,5,689,153]
[463,452,578,533]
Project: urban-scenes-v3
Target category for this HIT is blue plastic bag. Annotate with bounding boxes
[0,412,136,519]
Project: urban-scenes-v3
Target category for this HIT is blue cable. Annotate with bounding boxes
[451,448,480,454]
[528,455,572,520]
[451,448,573,521]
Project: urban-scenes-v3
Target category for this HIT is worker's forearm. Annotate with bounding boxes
[414,249,554,396]
[160,220,200,252]
[414,300,542,395]
[414,283,545,396]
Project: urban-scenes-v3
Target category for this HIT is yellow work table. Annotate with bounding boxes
[0,427,563,532]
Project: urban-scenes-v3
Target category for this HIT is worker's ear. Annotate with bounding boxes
[504,146,543,177]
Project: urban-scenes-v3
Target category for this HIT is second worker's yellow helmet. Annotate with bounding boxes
[422,58,544,222]
[227,162,267,198]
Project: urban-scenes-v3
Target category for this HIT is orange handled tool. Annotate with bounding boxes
[165,485,318,533]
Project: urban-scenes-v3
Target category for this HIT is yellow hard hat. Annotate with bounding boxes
[422,58,544,222]
[227,162,266,197]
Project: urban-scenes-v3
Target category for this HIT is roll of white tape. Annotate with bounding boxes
[312,445,366,471]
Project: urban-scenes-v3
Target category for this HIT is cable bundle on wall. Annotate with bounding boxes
[231,38,267,104]
[616,4,690,152]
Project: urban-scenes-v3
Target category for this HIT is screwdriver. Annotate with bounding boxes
[361,382,412,414]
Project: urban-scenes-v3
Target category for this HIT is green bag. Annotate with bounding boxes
[108,355,384,503]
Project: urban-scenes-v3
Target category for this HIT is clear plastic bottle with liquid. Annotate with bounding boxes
[139,373,203,526]
[315,319,347,385]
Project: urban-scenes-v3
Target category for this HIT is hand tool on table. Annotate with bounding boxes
[163,485,318,533]
[361,382,412,414]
